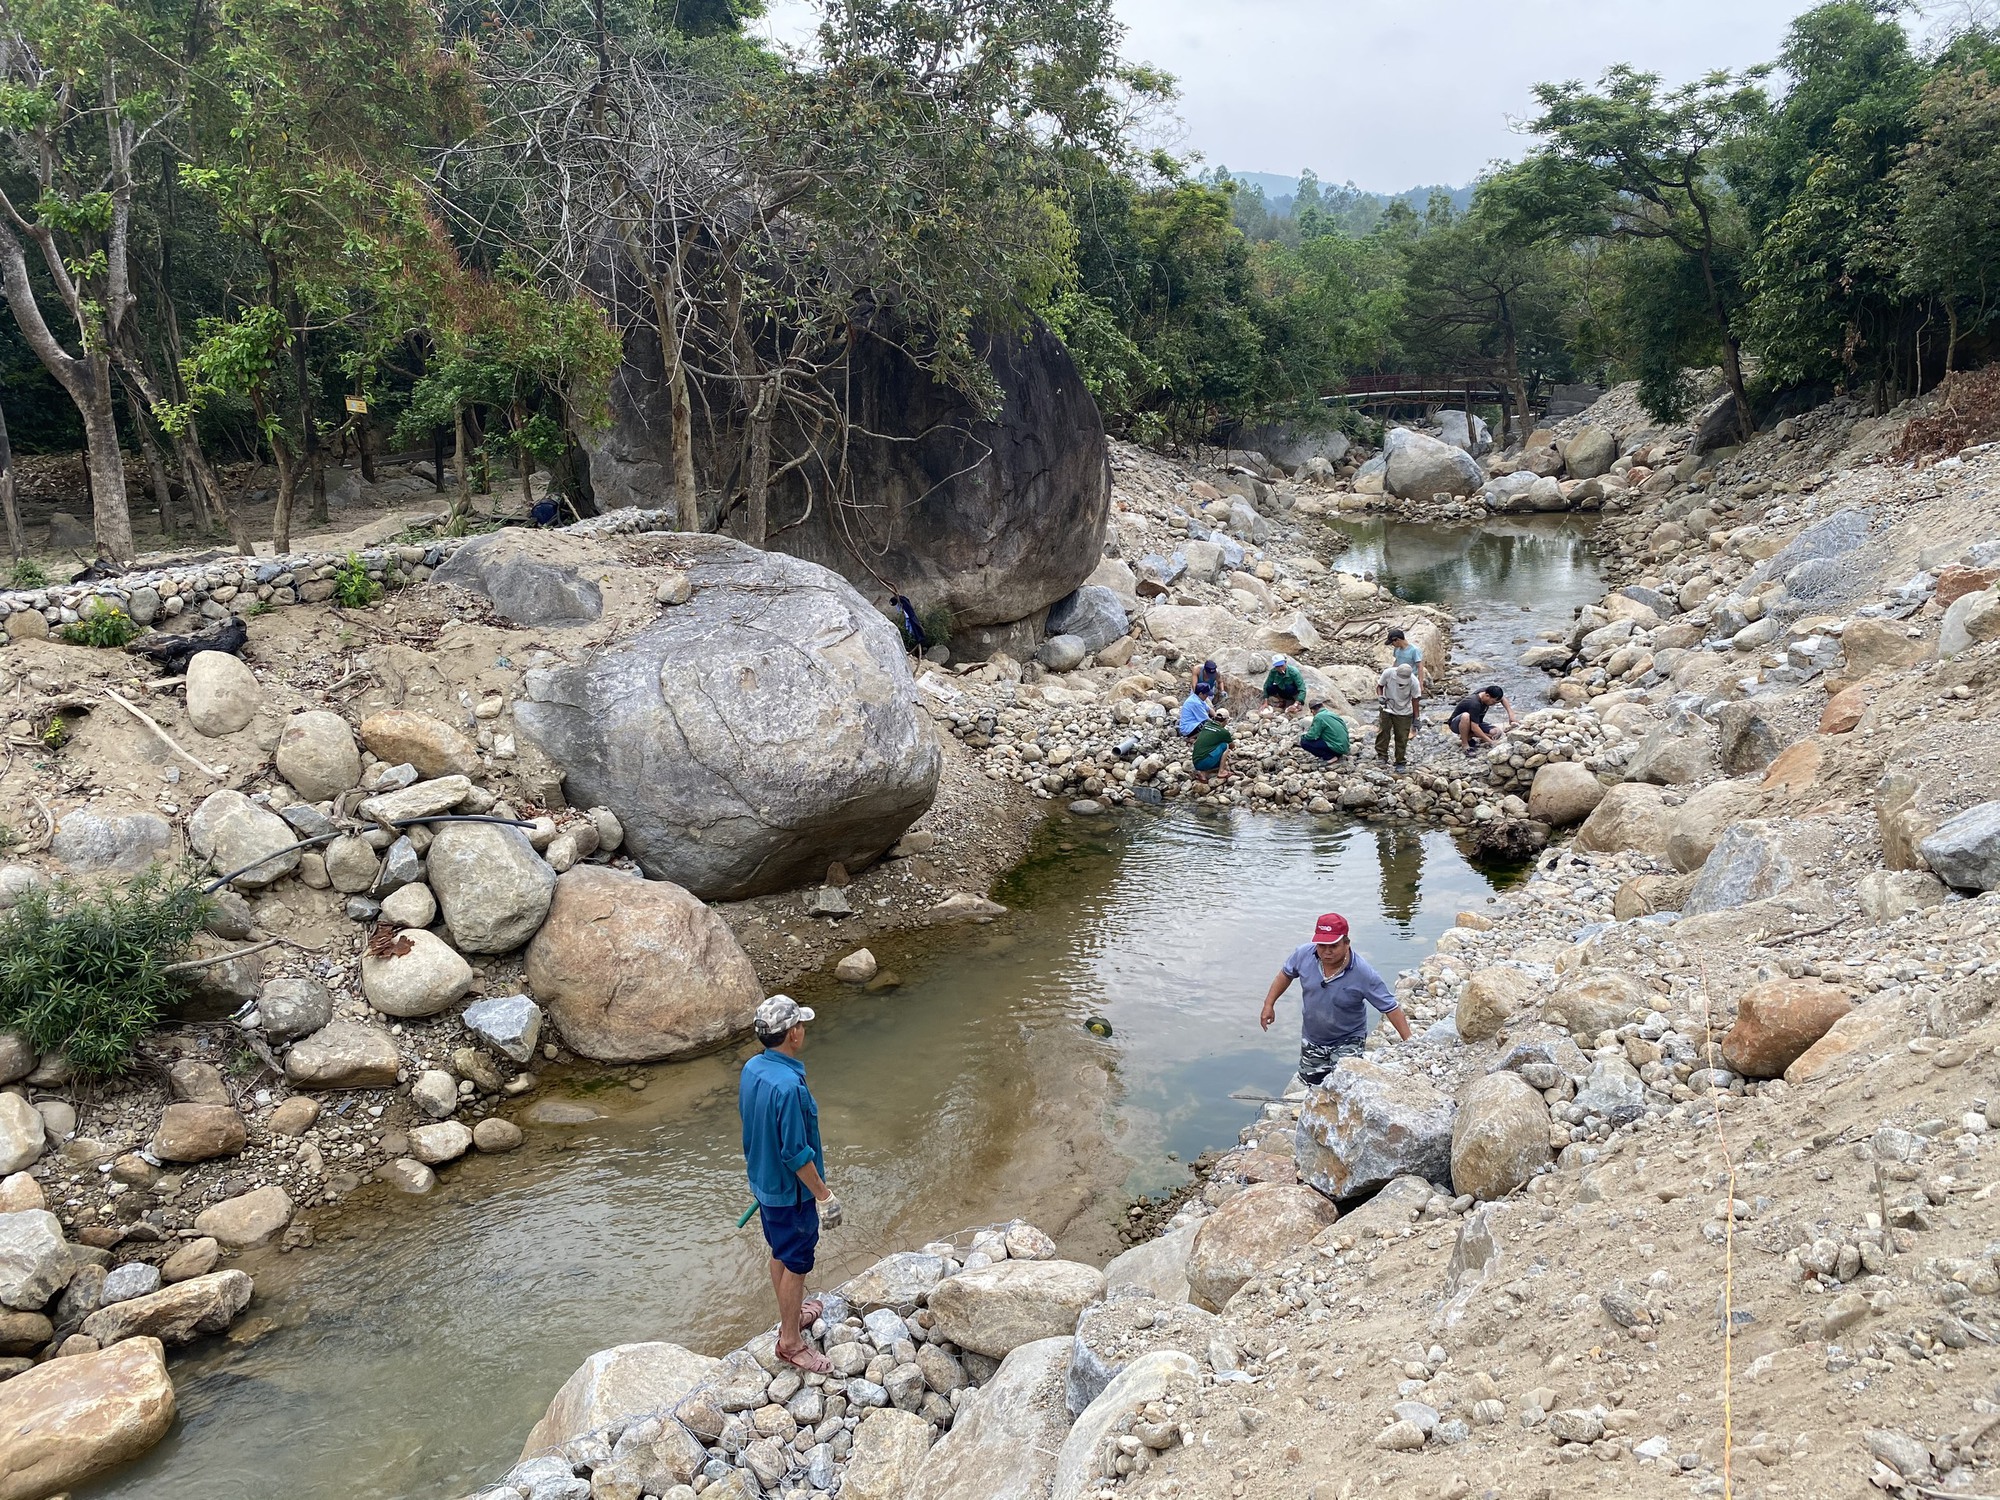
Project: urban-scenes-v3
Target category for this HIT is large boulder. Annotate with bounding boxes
[1456,966,1538,1043]
[1684,821,1795,915]
[926,1260,1105,1359]
[1229,422,1351,470]
[425,822,556,954]
[1044,586,1129,654]
[1101,1219,1198,1304]
[515,535,940,900]
[1185,1183,1337,1312]
[908,1336,1072,1500]
[148,1103,246,1163]
[431,530,606,626]
[1526,762,1604,827]
[360,927,474,1018]
[184,650,262,736]
[283,1021,400,1088]
[1920,802,2000,891]
[838,1252,949,1314]
[1543,971,1649,1036]
[356,710,479,778]
[1665,779,1766,873]
[521,1341,718,1458]
[1065,1297,1217,1416]
[1435,410,1492,456]
[1626,719,1715,786]
[1294,1059,1455,1202]
[842,1408,935,1500]
[1049,1351,1200,1500]
[0,1336,175,1499]
[275,710,361,800]
[188,789,299,890]
[50,810,171,874]
[0,1209,71,1309]
[525,865,762,1062]
[1940,587,2000,660]
[1562,426,1618,480]
[79,1269,253,1348]
[1722,980,1856,1079]
[1572,782,1673,858]
[1449,1072,1551,1201]
[192,1186,292,1250]
[0,1094,44,1176]
[1384,428,1482,500]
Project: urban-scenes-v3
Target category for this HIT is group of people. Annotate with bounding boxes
[1174,628,1518,782]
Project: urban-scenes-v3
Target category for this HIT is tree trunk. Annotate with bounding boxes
[513,405,534,514]
[131,401,175,540]
[450,406,473,531]
[268,439,299,554]
[308,447,327,526]
[746,380,775,545]
[357,409,376,483]
[0,400,20,561]
[80,365,133,563]
[1946,300,1959,377]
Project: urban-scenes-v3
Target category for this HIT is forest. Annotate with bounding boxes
[0,0,1994,562]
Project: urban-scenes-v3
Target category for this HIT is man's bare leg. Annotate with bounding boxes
[773,1258,807,1357]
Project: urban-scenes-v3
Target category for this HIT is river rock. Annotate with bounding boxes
[148,1103,246,1164]
[1722,980,1855,1078]
[1065,1296,1217,1416]
[1525,763,1603,827]
[410,1069,458,1119]
[168,1059,228,1104]
[1785,1002,1900,1084]
[1049,1351,1201,1500]
[1295,1059,1454,1202]
[521,1341,719,1458]
[322,834,380,894]
[0,1174,42,1213]
[1185,1182,1336,1312]
[257,977,333,1042]
[600,1413,706,1495]
[463,993,543,1064]
[0,1335,174,1498]
[194,1186,292,1250]
[525,866,761,1063]
[50,810,172,874]
[514,536,941,900]
[361,927,474,1018]
[274,710,361,801]
[1715,701,1782,775]
[357,710,479,778]
[1384,428,1482,500]
[431,529,605,626]
[1575,1057,1646,1124]
[1450,1072,1550,1201]
[356,776,473,825]
[379,1159,434,1194]
[1626,718,1714,786]
[928,1260,1105,1359]
[426,821,556,954]
[1544,971,1648,1036]
[0,1094,44,1176]
[908,1336,1071,1500]
[1045,586,1129,654]
[1684,821,1795,914]
[473,1118,524,1152]
[839,1252,949,1313]
[188,789,300,889]
[1562,426,1618,479]
[835,948,878,985]
[1919,801,2000,890]
[0,1033,32,1086]
[161,1240,219,1284]
[284,1021,400,1088]
[1855,869,1947,922]
[0,1209,71,1309]
[185,650,262,736]
[1102,1218,1198,1304]
[1456,967,1537,1043]
[408,1120,473,1165]
[1941,586,2000,659]
[1665,779,1766,873]
[841,1407,934,1500]
[1572,782,1672,857]
[79,1269,252,1348]
[100,1264,161,1306]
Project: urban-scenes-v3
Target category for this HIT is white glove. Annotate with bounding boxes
[819,1194,843,1230]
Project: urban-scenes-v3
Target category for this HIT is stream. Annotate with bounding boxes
[77,515,1601,1500]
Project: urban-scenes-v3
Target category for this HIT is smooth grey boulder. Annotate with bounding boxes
[1044,586,1128,654]
[515,535,941,900]
[1229,423,1350,470]
[1685,821,1796,915]
[188,790,299,890]
[1435,410,1492,456]
[425,822,556,955]
[256,978,333,1042]
[907,1337,1072,1500]
[1561,426,1618,479]
[1036,634,1087,672]
[1384,428,1482,500]
[51,811,170,874]
[275,710,361,801]
[1920,801,2000,890]
[431,530,604,626]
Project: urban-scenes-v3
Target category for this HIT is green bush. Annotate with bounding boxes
[8,559,47,590]
[332,554,383,608]
[0,866,213,1075]
[59,599,142,648]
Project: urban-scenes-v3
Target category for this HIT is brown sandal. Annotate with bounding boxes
[777,1343,831,1374]
[798,1298,824,1330]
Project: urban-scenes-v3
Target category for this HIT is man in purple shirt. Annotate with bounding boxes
[1258,912,1411,1084]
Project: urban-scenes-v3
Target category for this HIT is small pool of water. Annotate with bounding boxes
[82,809,1510,1500]
[1327,515,1603,705]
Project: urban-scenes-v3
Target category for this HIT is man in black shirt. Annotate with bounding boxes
[1448,684,1515,753]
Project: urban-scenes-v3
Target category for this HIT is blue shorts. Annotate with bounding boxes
[758,1200,820,1274]
[1194,746,1226,772]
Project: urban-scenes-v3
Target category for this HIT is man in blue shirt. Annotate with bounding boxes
[740,995,842,1373]
[1257,912,1411,1085]
[1178,681,1213,736]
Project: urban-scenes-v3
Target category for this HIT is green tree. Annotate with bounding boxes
[1886,62,2000,371]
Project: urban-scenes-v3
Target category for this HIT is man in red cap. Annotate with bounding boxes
[1258,912,1411,1085]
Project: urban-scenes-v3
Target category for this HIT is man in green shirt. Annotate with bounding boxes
[1189,709,1235,783]
[1298,701,1350,762]
[1263,654,1306,712]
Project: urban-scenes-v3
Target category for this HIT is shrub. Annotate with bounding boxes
[8,559,47,590]
[0,866,213,1075]
[59,599,142,648]
[332,554,383,608]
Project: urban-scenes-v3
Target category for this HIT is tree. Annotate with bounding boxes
[1501,65,1768,431]
[1886,63,2000,371]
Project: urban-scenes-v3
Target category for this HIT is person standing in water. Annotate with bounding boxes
[1258,912,1411,1085]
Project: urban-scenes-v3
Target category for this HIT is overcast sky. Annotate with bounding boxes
[756,1,1947,191]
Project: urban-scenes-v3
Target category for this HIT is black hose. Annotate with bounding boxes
[201,814,540,894]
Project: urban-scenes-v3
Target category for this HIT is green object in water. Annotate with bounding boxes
[737,1204,758,1229]
[1084,1016,1114,1038]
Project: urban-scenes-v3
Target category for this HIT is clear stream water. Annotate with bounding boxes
[78,516,1601,1500]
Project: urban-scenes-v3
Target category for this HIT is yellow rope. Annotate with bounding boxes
[1697,957,1737,1499]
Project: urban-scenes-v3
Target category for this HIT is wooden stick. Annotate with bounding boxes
[100,689,225,779]
[160,938,281,974]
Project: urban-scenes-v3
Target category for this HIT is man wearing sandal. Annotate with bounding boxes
[740,994,844,1373]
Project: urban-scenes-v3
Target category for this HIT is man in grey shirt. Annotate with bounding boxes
[1375,662,1420,767]
[1259,911,1411,1084]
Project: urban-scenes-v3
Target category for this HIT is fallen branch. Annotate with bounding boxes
[100,689,225,779]
[159,938,282,974]
[23,792,53,854]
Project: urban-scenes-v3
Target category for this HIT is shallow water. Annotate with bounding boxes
[1328,514,1603,705]
[82,809,1508,1500]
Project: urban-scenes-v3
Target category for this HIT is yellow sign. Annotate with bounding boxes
[344,396,368,414]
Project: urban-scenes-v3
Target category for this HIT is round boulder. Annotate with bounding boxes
[525,865,762,1062]
[513,535,941,901]
[1450,1072,1551,1201]
[184,651,261,737]
[360,928,474,1018]
[1722,980,1855,1079]
[426,822,556,955]
[356,710,479,779]
[275,710,361,800]
[0,1336,175,1498]
[188,789,299,890]
[926,1259,1106,1359]
[1384,428,1483,500]
[1526,762,1604,828]
[1186,1182,1338,1312]
[1572,782,1672,858]
[1543,971,1649,1037]
[1456,967,1537,1043]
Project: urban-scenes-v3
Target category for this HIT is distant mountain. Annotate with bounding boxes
[1215,171,1476,220]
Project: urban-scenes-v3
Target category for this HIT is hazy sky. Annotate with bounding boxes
[756,1,1941,191]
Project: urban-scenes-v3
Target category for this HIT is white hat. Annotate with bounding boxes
[755,995,815,1033]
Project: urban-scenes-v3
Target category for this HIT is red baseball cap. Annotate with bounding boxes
[1312,913,1349,944]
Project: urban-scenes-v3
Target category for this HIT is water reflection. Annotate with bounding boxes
[1374,823,1426,926]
